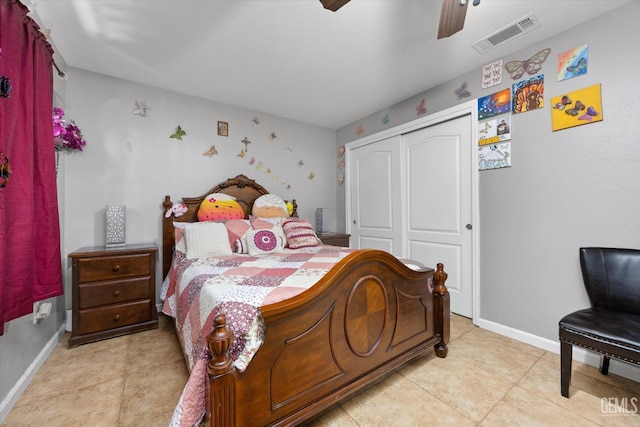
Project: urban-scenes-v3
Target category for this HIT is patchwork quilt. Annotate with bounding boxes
[162,245,354,426]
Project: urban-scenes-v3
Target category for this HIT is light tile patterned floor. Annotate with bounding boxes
[2,314,639,426]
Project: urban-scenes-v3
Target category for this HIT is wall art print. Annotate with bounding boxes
[558,45,588,81]
[482,59,502,89]
[551,83,602,132]
[478,88,511,120]
[479,142,511,171]
[512,75,544,114]
[478,115,511,146]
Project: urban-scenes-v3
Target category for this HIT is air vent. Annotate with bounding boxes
[472,13,542,54]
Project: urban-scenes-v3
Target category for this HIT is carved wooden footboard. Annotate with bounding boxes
[206,250,450,426]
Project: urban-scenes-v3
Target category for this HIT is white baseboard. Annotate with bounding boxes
[0,323,66,423]
[476,318,640,383]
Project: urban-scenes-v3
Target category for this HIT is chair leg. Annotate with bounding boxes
[560,341,572,398]
[600,355,610,375]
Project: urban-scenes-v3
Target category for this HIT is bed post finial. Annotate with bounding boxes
[432,263,450,358]
[433,263,448,294]
[207,314,234,376]
[292,199,298,218]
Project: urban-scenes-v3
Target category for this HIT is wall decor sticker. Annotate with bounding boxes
[298,159,304,167]
[202,145,218,156]
[338,145,345,157]
[551,83,602,131]
[249,157,256,165]
[512,75,544,114]
[217,121,228,136]
[338,173,345,186]
[482,59,503,89]
[455,81,471,100]
[478,88,511,120]
[308,172,315,180]
[170,125,186,140]
[237,149,246,158]
[504,48,551,80]
[338,159,345,169]
[284,146,293,153]
[241,136,251,151]
[479,142,511,170]
[268,131,277,140]
[381,112,390,124]
[416,98,427,116]
[355,124,364,135]
[558,45,588,81]
[478,115,512,146]
[251,117,260,126]
[132,100,149,117]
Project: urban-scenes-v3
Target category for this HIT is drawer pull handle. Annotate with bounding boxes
[113,290,120,297]
[113,314,121,322]
[112,265,121,272]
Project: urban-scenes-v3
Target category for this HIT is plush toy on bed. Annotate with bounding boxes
[252,194,288,218]
[198,193,245,221]
[165,201,188,218]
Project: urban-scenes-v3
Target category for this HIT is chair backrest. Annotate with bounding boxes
[580,247,640,315]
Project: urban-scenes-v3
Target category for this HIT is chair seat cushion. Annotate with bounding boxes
[560,307,640,352]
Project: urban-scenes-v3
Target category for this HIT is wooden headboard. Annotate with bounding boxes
[162,174,297,277]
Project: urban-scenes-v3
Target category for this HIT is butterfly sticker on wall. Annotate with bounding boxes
[308,172,315,180]
[416,98,427,116]
[132,100,149,117]
[558,45,588,81]
[298,159,304,167]
[355,124,364,135]
[504,48,551,80]
[455,81,471,100]
[202,145,218,157]
[249,157,256,165]
[170,125,186,140]
[237,149,246,158]
[268,132,277,140]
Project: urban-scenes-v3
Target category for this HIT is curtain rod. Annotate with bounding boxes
[52,61,68,81]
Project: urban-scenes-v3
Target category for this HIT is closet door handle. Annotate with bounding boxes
[466,224,473,230]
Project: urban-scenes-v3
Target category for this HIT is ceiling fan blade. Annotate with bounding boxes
[319,0,351,12]
[438,0,469,39]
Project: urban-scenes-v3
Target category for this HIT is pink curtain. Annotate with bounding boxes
[0,0,62,335]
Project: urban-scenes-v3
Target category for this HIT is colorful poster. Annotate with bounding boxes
[558,45,588,81]
[478,88,511,120]
[551,83,603,131]
[479,142,511,170]
[512,75,544,114]
[478,115,512,146]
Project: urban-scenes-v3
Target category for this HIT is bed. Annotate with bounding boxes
[161,174,450,426]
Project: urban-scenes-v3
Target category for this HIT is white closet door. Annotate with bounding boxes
[349,136,403,255]
[403,114,473,317]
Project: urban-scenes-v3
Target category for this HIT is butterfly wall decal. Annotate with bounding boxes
[355,124,364,135]
[202,145,218,157]
[132,100,149,117]
[504,48,551,80]
[455,81,471,100]
[237,149,246,158]
[170,125,186,140]
[268,132,277,140]
[416,98,427,116]
[249,157,256,165]
[298,159,304,167]
[308,172,315,180]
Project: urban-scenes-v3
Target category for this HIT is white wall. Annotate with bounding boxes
[61,68,337,308]
[337,2,640,376]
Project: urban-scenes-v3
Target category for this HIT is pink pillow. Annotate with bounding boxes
[282,219,321,249]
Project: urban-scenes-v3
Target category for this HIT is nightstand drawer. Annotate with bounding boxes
[77,253,152,282]
[78,300,152,335]
[78,277,151,309]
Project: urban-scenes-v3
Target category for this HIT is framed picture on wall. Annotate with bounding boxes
[217,121,229,137]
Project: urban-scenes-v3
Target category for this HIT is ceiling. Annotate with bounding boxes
[28,0,630,130]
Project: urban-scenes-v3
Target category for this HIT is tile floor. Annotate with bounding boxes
[2,314,639,426]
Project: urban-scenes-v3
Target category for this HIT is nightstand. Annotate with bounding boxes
[317,232,350,247]
[68,244,158,347]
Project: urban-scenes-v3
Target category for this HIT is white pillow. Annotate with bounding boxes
[184,222,233,259]
[245,226,286,255]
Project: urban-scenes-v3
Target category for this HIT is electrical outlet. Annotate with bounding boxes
[33,301,41,324]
